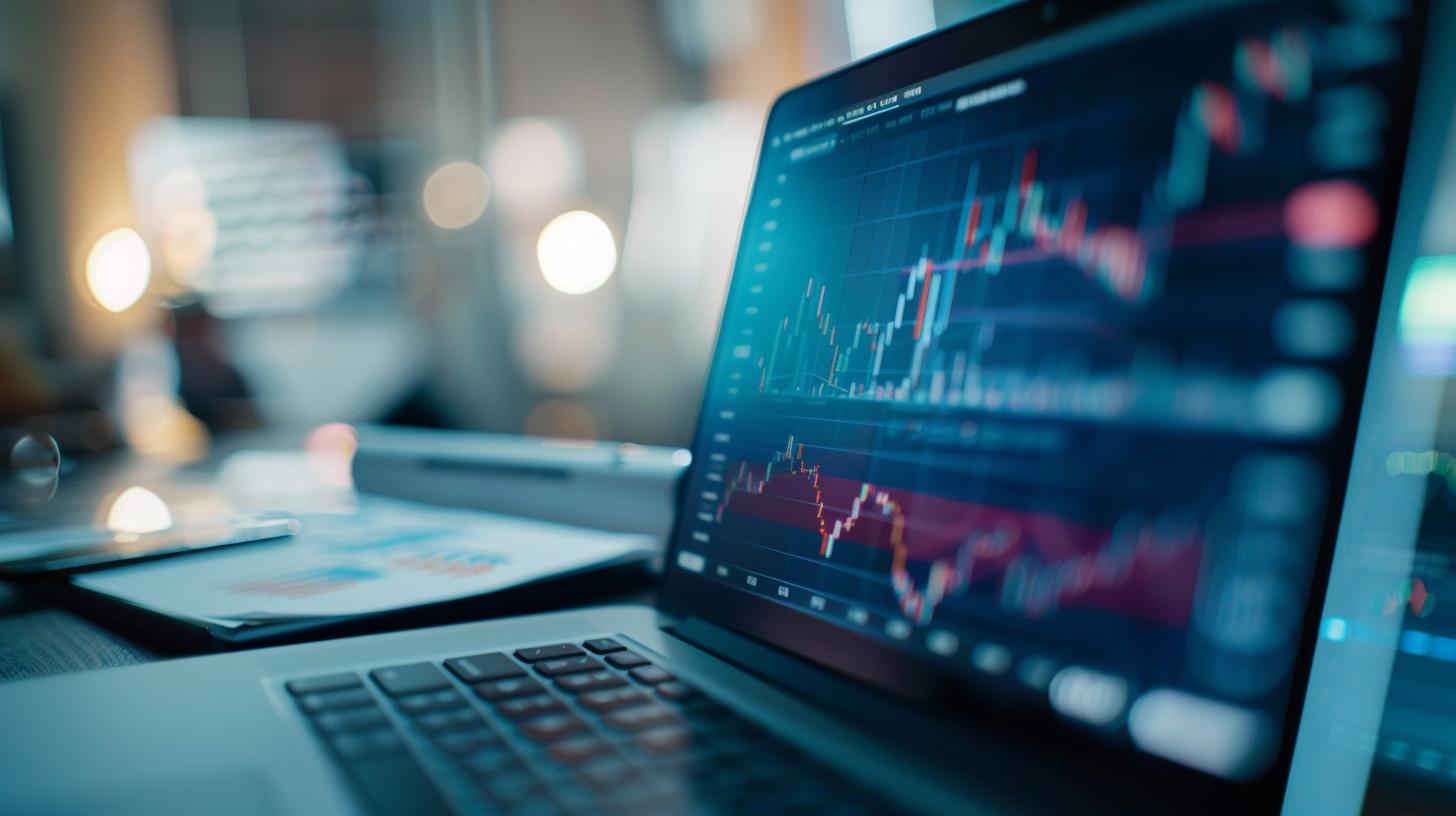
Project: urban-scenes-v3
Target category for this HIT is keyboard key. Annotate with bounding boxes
[546,782,601,814]
[479,768,543,805]
[554,670,626,694]
[314,707,387,734]
[514,643,584,663]
[651,741,728,774]
[546,735,613,766]
[398,689,464,714]
[415,707,484,733]
[462,745,520,777]
[298,687,374,713]
[605,651,650,670]
[371,663,452,696]
[582,638,626,655]
[287,673,361,696]
[577,758,641,791]
[446,652,526,683]
[495,694,567,721]
[533,655,602,677]
[474,677,546,701]
[519,714,589,743]
[577,686,652,713]
[629,666,675,685]
[633,726,692,756]
[605,779,675,810]
[433,729,496,756]
[655,681,696,701]
[331,728,404,760]
[603,704,680,732]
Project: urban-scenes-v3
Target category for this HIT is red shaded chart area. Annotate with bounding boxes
[717,438,1202,626]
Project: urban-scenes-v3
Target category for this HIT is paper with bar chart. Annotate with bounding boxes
[73,498,656,626]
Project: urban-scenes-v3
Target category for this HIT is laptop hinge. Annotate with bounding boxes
[659,614,1255,815]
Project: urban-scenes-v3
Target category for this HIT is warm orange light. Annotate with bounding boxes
[422,161,491,229]
[537,210,617,294]
[85,228,152,312]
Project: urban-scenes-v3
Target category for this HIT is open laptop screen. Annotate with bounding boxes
[666,0,1423,784]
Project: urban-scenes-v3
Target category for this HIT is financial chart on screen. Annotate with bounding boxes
[671,1,1418,776]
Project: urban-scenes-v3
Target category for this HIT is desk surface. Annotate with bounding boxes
[0,438,658,683]
[0,580,159,680]
[0,577,654,683]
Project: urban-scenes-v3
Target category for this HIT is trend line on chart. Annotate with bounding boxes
[715,435,1202,624]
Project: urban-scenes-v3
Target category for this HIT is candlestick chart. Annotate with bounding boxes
[750,26,1368,429]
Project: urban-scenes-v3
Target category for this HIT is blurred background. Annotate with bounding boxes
[0,0,1003,458]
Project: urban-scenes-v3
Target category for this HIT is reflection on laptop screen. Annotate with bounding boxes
[672,0,1419,781]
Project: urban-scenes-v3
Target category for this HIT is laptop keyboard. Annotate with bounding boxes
[286,637,895,815]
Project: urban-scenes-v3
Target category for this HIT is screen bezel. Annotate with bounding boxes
[658,0,1427,804]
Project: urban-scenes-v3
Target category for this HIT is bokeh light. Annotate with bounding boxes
[486,118,583,215]
[85,227,152,313]
[514,308,618,392]
[422,160,492,229]
[1399,255,1456,374]
[120,395,210,463]
[304,422,359,489]
[536,210,617,294]
[159,207,219,284]
[105,486,174,534]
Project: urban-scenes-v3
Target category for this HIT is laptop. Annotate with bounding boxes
[0,0,1430,813]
